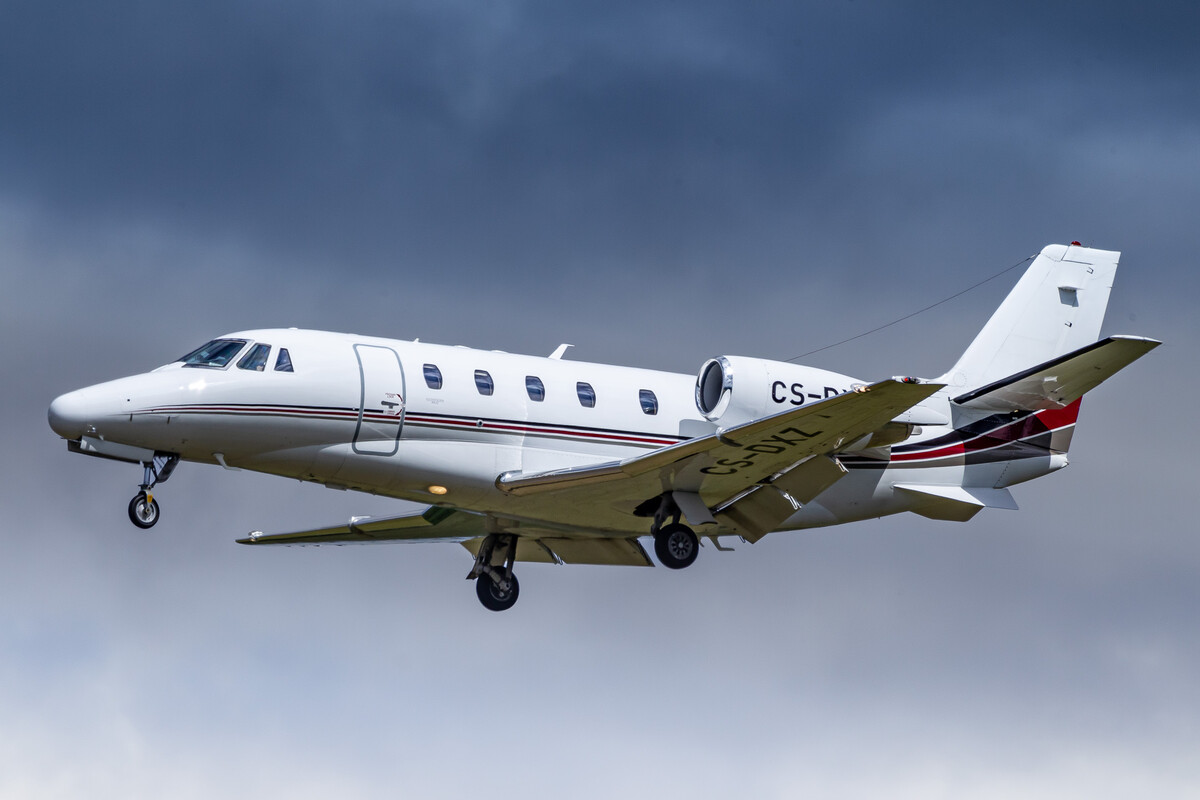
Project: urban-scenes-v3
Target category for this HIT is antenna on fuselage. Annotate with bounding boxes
[549,343,573,360]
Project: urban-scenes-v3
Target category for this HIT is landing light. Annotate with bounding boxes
[428,485,448,495]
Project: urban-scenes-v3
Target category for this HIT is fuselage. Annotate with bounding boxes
[48,328,1074,536]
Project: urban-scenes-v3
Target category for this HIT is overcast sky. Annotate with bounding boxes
[3,2,1198,798]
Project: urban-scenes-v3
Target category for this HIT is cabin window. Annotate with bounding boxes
[474,369,494,396]
[639,389,658,415]
[237,343,272,372]
[576,382,596,408]
[526,376,545,402]
[274,348,294,372]
[424,364,443,390]
[179,339,248,369]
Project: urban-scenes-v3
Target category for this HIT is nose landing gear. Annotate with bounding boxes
[127,454,179,529]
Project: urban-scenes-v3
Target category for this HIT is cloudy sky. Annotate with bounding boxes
[3,2,1198,797]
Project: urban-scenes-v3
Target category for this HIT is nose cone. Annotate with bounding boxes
[48,389,91,439]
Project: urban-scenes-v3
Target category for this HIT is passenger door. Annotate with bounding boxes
[352,344,405,455]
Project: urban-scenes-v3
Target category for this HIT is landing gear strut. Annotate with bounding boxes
[128,454,179,529]
[651,494,699,569]
[469,533,520,611]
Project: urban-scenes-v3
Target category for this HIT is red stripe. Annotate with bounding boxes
[890,400,1081,462]
[139,405,680,447]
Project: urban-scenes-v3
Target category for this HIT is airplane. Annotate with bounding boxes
[47,243,1159,611]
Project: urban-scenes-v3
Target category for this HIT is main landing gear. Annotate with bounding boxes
[469,533,520,612]
[651,494,699,570]
[654,522,699,569]
[127,454,179,529]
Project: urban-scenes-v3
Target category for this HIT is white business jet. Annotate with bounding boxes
[48,244,1158,610]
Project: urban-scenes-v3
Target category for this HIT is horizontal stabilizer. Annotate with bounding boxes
[952,335,1160,412]
[895,484,1017,522]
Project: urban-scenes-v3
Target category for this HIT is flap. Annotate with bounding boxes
[539,537,653,566]
[714,455,847,542]
[460,535,653,567]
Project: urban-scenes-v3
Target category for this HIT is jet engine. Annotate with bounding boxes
[694,356,864,427]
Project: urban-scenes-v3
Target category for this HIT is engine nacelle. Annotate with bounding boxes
[694,355,865,427]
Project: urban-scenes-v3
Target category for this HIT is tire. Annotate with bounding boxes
[128,493,160,529]
[476,571,520,612]
[655,523,699,569]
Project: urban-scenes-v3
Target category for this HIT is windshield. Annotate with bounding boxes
[178,339,249,368]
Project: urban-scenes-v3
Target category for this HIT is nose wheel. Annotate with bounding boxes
[127,454,178,529]
[128,492,160,529]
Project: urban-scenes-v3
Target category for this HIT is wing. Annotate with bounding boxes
[952,335,1161,412]
[236,505,485,545]
[236,505,654,566]
[498,378,943,541]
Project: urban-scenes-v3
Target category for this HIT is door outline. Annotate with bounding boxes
[352,344,405,456]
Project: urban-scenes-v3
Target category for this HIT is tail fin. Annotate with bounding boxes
[938,244,1120,392]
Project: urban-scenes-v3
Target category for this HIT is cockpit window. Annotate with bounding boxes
[237,343,271,372]
[179,339,248,369]
[274,348,294,372]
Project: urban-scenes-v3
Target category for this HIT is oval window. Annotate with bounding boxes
[577,382,596,408]
[526,376,545,402]
[475,370,494,396]
[639,389,658,415]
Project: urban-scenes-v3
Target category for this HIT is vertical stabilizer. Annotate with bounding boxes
[938,244,1119,391]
